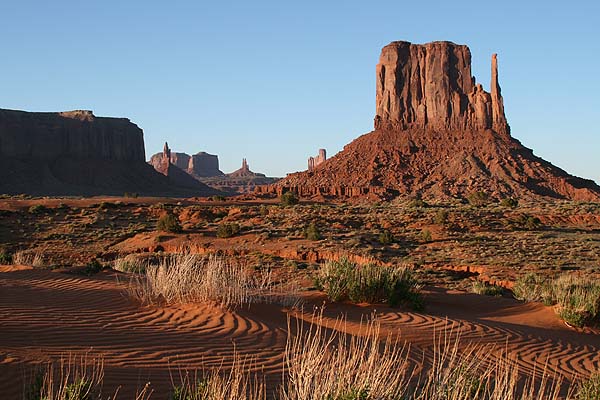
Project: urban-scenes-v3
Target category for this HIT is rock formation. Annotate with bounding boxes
[0,109,219,196]
[308,149,327,171]
[269,41,600,201]
[228,158,266,178]
[150,149,223,178]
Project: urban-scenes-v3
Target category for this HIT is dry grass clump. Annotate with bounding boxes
[170,356,265,400]
[125,254,299,308]
[513,273,600,327]
[279,314,410,400]
[113,254,147,274]
[24,354,152,400]
[13,250,45,267]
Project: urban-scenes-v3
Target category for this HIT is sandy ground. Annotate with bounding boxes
[0,265,598,398]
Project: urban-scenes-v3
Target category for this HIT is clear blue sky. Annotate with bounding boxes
[1,1,599,181]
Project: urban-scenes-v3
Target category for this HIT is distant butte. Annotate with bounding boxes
[261,40,600,201]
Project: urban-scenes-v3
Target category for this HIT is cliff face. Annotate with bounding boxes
[273,41,600,201]
[308,149,327,171]
[375,41,508,134]
[0,109,145,161]
[0,110,219,196]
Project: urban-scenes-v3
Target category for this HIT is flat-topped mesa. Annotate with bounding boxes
[375,41,509,134]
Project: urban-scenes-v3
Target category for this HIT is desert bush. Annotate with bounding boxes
[434,209,449,225]
[378,229,394,245]
[157,213,182,233]
[514,214,542,230]
[552,275,600,327]
[28,204,47,214]
[575,372,600,400]
[170,355,265,400]
[471,281,504,297]
[304,222,322,241]
[500,197,519,208]
[217,222,241,238]
[512,273,553,304]
[514,273,600,327]
[126,254,298,308]
[0,251,12,264]
[466,191,489,207]
[280,191,299,206]
[124,192,139,198]
[13,250,44,267]
[24,355,106,400]
[211,195,226,202]
[408,198,428,208]
[113,255,146,274]
[315,258,423,309]
[420,229,432,243]
[84,259,104,275]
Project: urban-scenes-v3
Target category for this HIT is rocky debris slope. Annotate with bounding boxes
[0,110,218,196]
[271,41,600,201]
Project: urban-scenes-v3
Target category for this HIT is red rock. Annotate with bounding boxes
[308,149,327,171]
[273,41,600,201]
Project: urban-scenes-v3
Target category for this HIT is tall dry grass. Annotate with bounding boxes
[125,254,299,309]
[13,250,44,267]
[170,355,265,400]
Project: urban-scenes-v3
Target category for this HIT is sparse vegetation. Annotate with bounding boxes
[126,254,298,308]
[466,191,489,207]
[471,281,504,296]
[113,255,146,273]
[0,251,12,264]
[84,259,104,275]
[514,273,600,327]
[315,258,423,309]
[500,197,519,208]
[304,222,322,241]
[378,229,394,245]
[576,372,600,400]
[28,204,47,214]
[13,250,44,267]
[157,212,182,233]
[217,222,241,238]
[280,191,299,206]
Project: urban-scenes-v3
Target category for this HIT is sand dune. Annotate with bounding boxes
[0,266,598,398]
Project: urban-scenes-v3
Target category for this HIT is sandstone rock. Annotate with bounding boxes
[273,41,600,201]
[308,149,327,171]
[0,109,219,196]
[188,152,224,177]
[228,158,265,178]
[375,41,509,134]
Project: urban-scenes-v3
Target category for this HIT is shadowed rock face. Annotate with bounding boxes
[0,109,145,161]
[271,40,600,201]
[149,149,223,178]
[0,110,219,196]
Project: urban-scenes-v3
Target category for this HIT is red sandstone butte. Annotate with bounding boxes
[264,41,600,201]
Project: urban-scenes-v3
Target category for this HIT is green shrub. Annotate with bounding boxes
[378,229,394,245]
[28,204,47,214]
[280,191,299,206]
[305,222,322,241]
[157,213,182,233]
[123,192,139,198]
[408,198,428,208]
[84,259,104,275]
[516,214,541,230]
[210,195,226,202]
[512,273,553,304]
[466,191,489,207]
[576,373,600,400]
[434,209,449,225]
[514,273,600,327]
[315,258,423,310]
[553,275,600,327]
[500,197,519,208]
[0,252,12,264]
[217,222,240,238]
[420,229,432,243]
[471,281,504,297]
